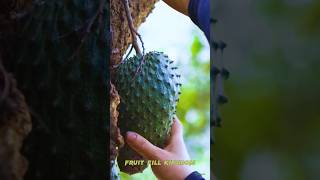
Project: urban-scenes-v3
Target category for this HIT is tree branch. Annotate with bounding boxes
[121,0,142,56]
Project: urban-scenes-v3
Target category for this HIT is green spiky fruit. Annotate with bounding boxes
[114,51,181,174]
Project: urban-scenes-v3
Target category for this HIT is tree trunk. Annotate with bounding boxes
[1,0,159,178]
[1,0,109,179]
[0,1,32,180]
[0,61,32,180]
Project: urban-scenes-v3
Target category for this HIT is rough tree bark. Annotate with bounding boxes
[1,0,160,178]
[0,62,32,180]
[0,1,32,180]
[110,0,158,161]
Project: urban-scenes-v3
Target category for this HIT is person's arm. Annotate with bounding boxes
[163,0,210,41]
[163,0,190,16]
[126,117,205,180]
[188,0,210,40]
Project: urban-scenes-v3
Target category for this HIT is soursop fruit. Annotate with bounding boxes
[113,51,181,174]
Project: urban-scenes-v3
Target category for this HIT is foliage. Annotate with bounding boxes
[177,36,210,138]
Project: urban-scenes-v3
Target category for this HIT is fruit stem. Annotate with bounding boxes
[121,0,143,56]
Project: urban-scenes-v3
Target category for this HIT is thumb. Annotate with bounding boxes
[170,117,184,139]
[166,117,184,145]
[126,131,165,160]
[165,117,186,152]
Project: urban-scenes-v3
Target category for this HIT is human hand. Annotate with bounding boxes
[125,116,194,180]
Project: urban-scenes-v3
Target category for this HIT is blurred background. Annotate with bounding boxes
[119,1,211,179]
[213,0,320,180]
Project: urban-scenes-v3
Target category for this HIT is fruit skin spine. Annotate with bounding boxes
[114,51,181,174]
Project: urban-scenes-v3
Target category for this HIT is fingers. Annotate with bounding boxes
[126,131,165,160]
[167,117,183,145]
[126,117,185,159]
[171,116,183,137]
[165,117,185,152]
